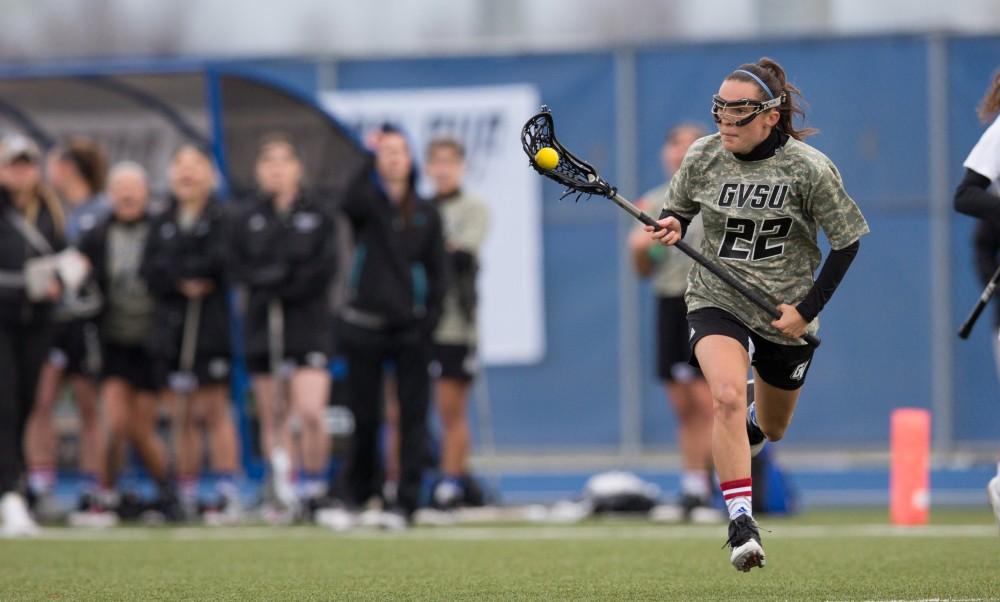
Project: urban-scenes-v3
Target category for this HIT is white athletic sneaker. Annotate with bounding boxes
[315,506,358,532]
[726,514,766,572]
[269,447,299,512]
[204,485,244,527]
[413,508,458,527]
[358,506,384,528]
[988,476,1000,534]
[376,508,408,531]
[546,500,592,524]
[68,491,120,529]
[1,492,40,537]
[432,480,462,509]
[69,511,119,529]
[689,505,726,525]
[31,491,64,523]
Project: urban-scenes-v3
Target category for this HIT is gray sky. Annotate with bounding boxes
[1,0,998,61]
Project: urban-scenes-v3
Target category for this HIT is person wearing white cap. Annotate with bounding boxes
[0,134,66,537]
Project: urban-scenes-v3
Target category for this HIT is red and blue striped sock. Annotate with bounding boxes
[721,478,753,520]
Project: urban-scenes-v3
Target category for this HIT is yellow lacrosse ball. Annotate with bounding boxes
[534,147,559,170]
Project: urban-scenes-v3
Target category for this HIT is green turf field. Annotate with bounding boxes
[1,509,997,601]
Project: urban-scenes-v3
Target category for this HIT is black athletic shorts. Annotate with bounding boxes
[155,355,232,390]
[49,319,101,377]
[102,343,158,392]
[686,307,815,391]
[657,296,702,383]
[430,343,477,383]
[246,351,330,376]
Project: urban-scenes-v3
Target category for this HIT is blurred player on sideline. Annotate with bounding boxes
[649,58,868,570]
[0,136,66,537]
[424,137,488,509]
[142,145,241,523]
[228,134,337,520]
[73,162,182,526]
[628,124,720,522]
[24,139,108,518]
[951,67,1000,530]
[331,124,445,529]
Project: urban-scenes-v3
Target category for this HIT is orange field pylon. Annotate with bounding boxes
[890,408,931,525]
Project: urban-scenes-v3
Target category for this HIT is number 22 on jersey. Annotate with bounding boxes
[718,216,792,261]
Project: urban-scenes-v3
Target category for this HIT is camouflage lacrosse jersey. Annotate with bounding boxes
[661,133,869,345]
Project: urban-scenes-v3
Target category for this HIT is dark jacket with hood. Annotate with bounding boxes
[339,160,447,339]
[141,196,231,360]
[226,191,338,359]
[0,186,65,326]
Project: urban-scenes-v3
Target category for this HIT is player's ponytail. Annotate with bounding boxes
[978,69,1000,124]
[730,57,817,141]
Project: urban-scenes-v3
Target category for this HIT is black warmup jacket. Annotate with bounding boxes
[226,192,338,359]
[0,187,65,326]
[339,169,446,336]
[140,196,231,360]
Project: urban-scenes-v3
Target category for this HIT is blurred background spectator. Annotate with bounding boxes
[0,135,65,536]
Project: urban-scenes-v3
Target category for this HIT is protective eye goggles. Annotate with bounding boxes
[711,93,785,127]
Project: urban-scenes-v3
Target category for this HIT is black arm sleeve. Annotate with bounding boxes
[77,225,104,287]
[657,208,691,238]
[338,158,376,229]
[954,168,998,219]
[795,240,860,323]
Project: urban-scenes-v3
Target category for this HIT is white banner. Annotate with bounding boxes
[320,85,545,365]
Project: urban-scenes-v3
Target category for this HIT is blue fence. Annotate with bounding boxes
[331,34,1000,450]
[4,34,998,454]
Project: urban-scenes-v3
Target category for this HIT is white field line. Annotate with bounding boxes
[827,599,992,602]
[20,523,999,542]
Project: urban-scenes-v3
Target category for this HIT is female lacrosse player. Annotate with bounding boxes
[74,162,182,525]
[628,123,719,522]
[228,134,338,519]
[952,67,1000,528]
[142,144,240,523]
[0,136,65,536]
[26,138,108,517]
[424,137,489,509]
[648,57,869,571]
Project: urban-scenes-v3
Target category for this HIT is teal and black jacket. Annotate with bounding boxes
[340,168,446,336]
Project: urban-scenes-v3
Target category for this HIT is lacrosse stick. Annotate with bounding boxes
[267,299,298,511]
[958,264,1000,339]
[169,298,201,478]
[521,106,820,348]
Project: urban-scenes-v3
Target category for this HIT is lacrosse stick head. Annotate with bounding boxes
[521,106,615,200]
